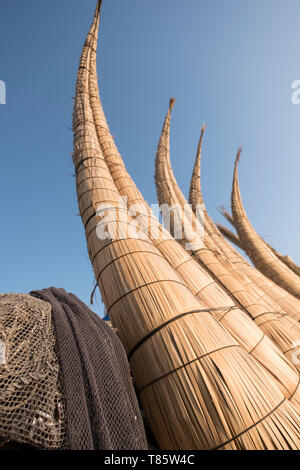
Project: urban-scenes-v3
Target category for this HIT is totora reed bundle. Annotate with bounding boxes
[72,1,300,449]
[217,214,300,278]
[218,206,300,280]
[155,100,300,369]
[231,149,300,299]
[189,136,300,322]
[84,10,300,410]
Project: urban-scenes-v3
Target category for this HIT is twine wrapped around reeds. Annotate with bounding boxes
[73,0,300,450]
[85,6,300,411]
[189,123,300,323]
[231,149,300,299]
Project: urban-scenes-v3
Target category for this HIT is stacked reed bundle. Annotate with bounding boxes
[72,0,300,450]
[231,150,300,299]
[85,24,300,409]
[218,208,300,278]
[155,100,300,368]
[189,126,300,323]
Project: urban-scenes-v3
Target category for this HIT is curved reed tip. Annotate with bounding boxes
[219,205,226,215]
[93,0,102,19]
[234,147,242,170]
[169,98,176,110]
[201,123,207,133]
[95,0,102,14]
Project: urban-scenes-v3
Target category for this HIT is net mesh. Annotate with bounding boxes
[0,289,147,450]
[30,288,147,450]
[0,294,66,449]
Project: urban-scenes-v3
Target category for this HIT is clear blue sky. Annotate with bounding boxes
[1,0,299,316]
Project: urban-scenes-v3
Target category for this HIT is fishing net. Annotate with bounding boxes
[0,294,66,449]
[30,288,147,450]
[0,290,147,450]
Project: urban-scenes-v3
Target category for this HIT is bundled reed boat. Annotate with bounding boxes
[72,0,300,450]
[87,25,300,410]
[217,209,300,278]
[155,100,300,368]
[223,157,300,286]
[189,122,300,323]
[231,150,300,299]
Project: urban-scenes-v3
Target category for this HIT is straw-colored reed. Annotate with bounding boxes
[72,1,300,450]
[218,208,300,278]
[84,8,300,410]
[189,125,300,323]
[217,223,244,250]
[219,206,235,226]
[155,100,300,369]
[231,150,300,299]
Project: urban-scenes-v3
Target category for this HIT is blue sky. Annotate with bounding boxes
[0,0,299,316]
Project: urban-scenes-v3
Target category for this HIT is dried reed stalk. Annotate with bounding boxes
[231,150,300,299]
[217,223,244,250]
[72,0,300,449]
[189,126,300,323]
[219,206,235,226]
[155,101,300,369]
